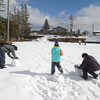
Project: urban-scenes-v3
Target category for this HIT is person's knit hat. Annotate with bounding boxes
[13,45,18,50]
[82,53,88,58]
[54,41,59,46]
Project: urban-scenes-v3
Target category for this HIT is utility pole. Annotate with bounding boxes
[69,15,77,34]
[92,24,94,36]
[7,0,9,43]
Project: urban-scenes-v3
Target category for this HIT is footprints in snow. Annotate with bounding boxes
[25,73,85,100]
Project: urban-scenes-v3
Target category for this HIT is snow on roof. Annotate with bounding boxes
[86,35,100,42]
[96,33,100,36]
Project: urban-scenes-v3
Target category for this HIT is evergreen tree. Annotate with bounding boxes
[9,7,19,40]
[20,4,31,38]
[0,0,4,12]
[7,4,31,40]
[43,19,50,30]
[16,7,21,35]
[0,0,5,37]
[0,20,4,37]
[82,31,89,36]
[20,4,24,36]
[23,4,31,37]
[75,29,80,37]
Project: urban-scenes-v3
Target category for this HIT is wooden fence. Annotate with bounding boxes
[48,37,86,43]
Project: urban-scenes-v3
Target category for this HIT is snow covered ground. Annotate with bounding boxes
[0,37,100,100]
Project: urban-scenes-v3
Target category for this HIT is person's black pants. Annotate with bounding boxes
[83,66,98,79]
[0,49,5,68]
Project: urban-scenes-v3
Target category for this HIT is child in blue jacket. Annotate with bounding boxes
[51,41,63,74]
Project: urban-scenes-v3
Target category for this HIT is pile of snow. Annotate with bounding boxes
[0,39,100,100]
[37,36,49,42]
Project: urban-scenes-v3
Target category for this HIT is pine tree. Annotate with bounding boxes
[76,29,80,37]
[20,4,31,38]
[20,4,24,36]
[9,7,17,39]
[9,7,20,40]
[0,0,4,12]
[0,20,4,37]
[8,4,31,40]
[16,7,21,34]
[0,0,5,37]
[43,19,50,30]
[0,0,5,38]
[23,4,31,37]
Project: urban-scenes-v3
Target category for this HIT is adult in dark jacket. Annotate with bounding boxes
[0,43,18,69]
[78,53,100,80]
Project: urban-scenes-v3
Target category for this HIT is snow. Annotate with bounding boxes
[0,37,100,100]
[86,36,100,42]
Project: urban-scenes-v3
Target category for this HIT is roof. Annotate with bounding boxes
[93,32,100,36]
[96,33,100,36]
[31,30,40,33]
[53,26,67,30]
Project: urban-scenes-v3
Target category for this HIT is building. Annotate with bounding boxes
[86,31,100,43]
[93,32,100,36]
[30,31,40,36]
[53,26,68,35]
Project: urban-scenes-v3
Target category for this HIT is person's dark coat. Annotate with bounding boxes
[78,55,100,71]
[0,44,17,59]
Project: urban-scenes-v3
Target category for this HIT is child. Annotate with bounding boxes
[51,41,63,74]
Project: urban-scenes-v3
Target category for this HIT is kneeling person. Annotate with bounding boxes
[78,53,100,80]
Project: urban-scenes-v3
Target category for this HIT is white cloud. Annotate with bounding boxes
[0,0,18,17]
[59,11,66,16]
[10,0,18,7]
[3,0,100,32]
[19,0,29,4]
[28,4,100,31]
[74,4,100,32]
[1,0,67,30]
[28,6,67,30]
[77,4,100,17]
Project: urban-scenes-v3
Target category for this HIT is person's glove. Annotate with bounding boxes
[15,57,19,59]
[74,65,79,68]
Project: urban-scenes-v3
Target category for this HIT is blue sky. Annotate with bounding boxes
[24,0,100,31]
[26,0,100,17]
[2,0,100,31]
